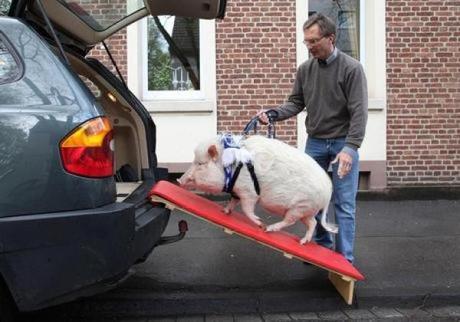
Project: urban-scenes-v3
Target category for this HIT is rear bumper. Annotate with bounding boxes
[0,201,170,311]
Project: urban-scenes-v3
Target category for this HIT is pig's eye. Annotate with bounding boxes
[197,162,206,166]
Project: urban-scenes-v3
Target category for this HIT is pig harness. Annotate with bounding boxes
[220,134,260,197]
[221,110,278,196]
[220,110,278,197]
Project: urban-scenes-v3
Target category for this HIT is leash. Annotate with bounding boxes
[242,109,279,138]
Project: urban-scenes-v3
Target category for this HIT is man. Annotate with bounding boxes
[258,13,368,263]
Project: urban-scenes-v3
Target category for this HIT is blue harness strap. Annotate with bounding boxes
[221,133,239,192]
[243,117,259,135]
[245,162,260,194]
[221,133,240,149]
[220,134,260,197]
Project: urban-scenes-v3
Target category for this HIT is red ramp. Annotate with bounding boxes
[149,180,364,304]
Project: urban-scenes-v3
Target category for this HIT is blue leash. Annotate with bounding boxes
[242,109,279,138]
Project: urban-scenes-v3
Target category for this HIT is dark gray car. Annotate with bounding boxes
[0,0,226,320]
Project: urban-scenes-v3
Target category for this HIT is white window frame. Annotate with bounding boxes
[127,17,217,112]
[297,0,365,65]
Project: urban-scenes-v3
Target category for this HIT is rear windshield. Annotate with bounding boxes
[58,0,145,31]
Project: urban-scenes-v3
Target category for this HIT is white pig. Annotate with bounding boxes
[177,135,337,244]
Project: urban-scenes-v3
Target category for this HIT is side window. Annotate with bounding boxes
[309,0,360,60]
[0,0,11,15]
[0,33,22,84]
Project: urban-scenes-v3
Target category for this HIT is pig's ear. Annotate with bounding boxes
[207,144,219,161]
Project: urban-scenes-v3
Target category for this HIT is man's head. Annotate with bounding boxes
[303,13,336,60]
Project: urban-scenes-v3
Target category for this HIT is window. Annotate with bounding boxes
[0,33,22,84]
[139,16,216,104]
[57,0,145,31]
[147,16,200,92]
[309,0,361,60]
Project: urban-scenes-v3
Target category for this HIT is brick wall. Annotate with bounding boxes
[386,0,460,186]
[88,30,127,81]
[80,1,460,188]
[83,0,128,81]
[215,0,298,145]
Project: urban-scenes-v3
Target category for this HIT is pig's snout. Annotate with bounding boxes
[177,176,192,186]
[177,171,196,189]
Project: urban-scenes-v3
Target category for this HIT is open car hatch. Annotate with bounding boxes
[25,0,227,48]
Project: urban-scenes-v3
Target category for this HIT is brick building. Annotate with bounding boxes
[91,0,459,190]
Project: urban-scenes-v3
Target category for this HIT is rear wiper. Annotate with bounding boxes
[36,0,70,66]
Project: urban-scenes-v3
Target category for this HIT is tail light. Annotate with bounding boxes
[60,117,114,178]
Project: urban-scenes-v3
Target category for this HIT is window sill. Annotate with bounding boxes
[143,100,215,113]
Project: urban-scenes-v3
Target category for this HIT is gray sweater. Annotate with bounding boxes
[275,49,368,150]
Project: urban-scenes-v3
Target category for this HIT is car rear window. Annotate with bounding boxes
[0,33,22,84]
[58,0,145,31]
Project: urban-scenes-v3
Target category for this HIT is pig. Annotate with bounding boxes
[177,134,337,244]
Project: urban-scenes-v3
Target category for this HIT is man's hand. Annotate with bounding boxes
[331,151,353,179]
[256,109,269,125]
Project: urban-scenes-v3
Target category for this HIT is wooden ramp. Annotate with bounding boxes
[149,180,364,304]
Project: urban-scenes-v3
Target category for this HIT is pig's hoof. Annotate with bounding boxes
[300,238,311,245]
[252,219,264,229]
[222,208,231,215]
[249,216,263,228]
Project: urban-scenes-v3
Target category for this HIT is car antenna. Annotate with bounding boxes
[102,41,128,89]
[35,0,70,66]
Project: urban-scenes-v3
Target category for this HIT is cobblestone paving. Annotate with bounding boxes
[141,306,460,321]
[23,305,460,321]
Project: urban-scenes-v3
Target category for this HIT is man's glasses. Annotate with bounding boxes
[303,36,326,46]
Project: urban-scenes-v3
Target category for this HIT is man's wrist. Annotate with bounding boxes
[342,145,357,156]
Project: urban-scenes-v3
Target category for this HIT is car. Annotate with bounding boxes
[0,0,227,320]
